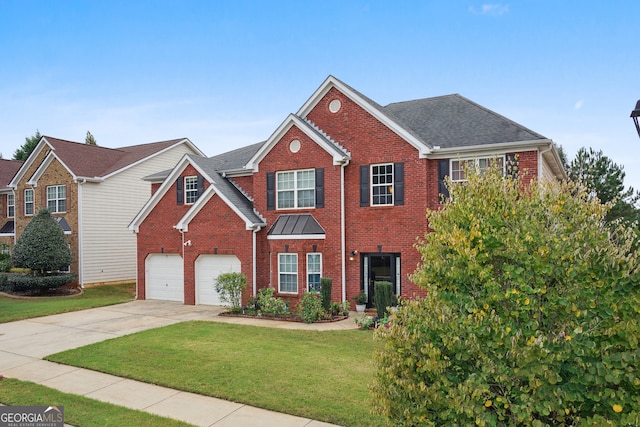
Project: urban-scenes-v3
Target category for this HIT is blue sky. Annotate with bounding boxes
[1,1,639,190]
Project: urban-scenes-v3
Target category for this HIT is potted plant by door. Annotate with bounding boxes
[354,291,367,313]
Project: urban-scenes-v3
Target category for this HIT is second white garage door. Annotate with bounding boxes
[195,255,242,305]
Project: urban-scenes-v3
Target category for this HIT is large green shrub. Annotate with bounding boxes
[214,272,247,312]
[256,287,288,315]
[371,166,640,426]
[298,291,324,323]
[374,281,393,318]
[320,277,332,311]
[2,273,77,293]
[12,209,72,274]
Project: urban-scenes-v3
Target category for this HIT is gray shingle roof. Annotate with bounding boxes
[383,94,547,149]
[189,155,265,226]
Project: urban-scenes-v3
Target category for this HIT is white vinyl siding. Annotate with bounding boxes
[79,143,198,286]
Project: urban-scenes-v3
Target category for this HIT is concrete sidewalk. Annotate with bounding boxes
[0,300,358,426]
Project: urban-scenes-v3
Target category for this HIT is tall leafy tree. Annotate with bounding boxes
[565,147,639,224]
[371,167,640,426]
[13,130,42,161]
[85,130,97,145]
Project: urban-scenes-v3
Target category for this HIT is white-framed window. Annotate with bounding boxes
[451,156,505,182]
[307,253,322,292]
[371,163,394,206]
[24,189,34,216]
[278,253,298,293]
[277,169,315,209]
[184,176,198,204]
[7,194,14,218]
[47,185,66,213]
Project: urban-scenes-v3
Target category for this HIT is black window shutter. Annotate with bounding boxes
[360,165,369,207]
[506,153,518,179]
[176,178,183,205]
[266,172,275,211]
[197,175,205,197]
[438,159,450,201]
[394,162,404,206]
[315,168,324,208]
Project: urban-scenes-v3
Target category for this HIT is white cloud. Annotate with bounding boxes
[469,4,509,16]
[574,99,584,110]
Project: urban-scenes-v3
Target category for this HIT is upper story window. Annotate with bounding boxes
[24,189,34,216]
[184,176,199,204]
[7,194,14,218]
[277,169,315,209]
[371,164,394,206]
[47,185,66,213]
[450,156,505,182]
[360,163,404,207]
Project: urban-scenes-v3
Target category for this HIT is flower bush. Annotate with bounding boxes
[297,291,325,323]
[256,287,288,316]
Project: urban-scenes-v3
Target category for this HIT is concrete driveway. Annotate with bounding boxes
[0,300,347,426]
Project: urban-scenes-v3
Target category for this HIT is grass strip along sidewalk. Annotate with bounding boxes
[46,321,386,427]
[0,378,194,427]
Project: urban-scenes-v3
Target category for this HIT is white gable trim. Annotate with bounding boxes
[128,154,195,232]
[245,114,350,172]
[296,75,432,158]
[102,138,204,180]
[27,150,77,186]
[9,137,55,188]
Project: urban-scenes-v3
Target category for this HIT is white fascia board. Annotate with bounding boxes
[9,137,53,187]
[267,234,326,240]
[102,138,204,180]
[27,151,77,186]
[174,185,216,232]
[296,76,432,158]
[245,114,349,172]
[128,154,196,232]
[426,139,554,159]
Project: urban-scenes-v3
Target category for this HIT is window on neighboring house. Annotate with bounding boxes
[276,169,315,209]
[24,189,34,216]
[371,163,394,206]
[307,253,322,292]
[7,194,14,218]
[278,253,298,293]
[184,176,199,204]
[47,185,66,213]
[450,156,505,182]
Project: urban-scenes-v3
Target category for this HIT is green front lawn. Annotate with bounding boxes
[0,283,136,323]
[0,378,194,427]
[47,321,385,427]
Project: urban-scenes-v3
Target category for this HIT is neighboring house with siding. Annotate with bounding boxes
[129,75,566,307]
[8,136,204,286]
[0,159,24,253]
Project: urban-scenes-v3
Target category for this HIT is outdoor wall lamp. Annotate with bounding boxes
[631,100,640,139]
[349,250,358,261]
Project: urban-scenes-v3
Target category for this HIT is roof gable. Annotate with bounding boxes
[245,113,350,171]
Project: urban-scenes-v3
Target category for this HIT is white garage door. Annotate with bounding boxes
[196,255,241,305]
[145,254,184,302]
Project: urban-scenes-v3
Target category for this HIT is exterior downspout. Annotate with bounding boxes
[77,179,85,288]
[538,142,554,180]
[252,225,262,297]
[340,159,350,303]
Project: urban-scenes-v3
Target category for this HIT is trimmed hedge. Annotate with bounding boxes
[374,281,393,318]
[0,273,77,293]
[320,277,332,311]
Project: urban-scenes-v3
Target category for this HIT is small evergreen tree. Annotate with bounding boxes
[320,277,332,311]
[13,209,72,274]
[85,131,97,145]
[13,130,42,161]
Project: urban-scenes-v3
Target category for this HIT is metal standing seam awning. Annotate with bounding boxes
[267,214,326,240]
[0,220,14,235]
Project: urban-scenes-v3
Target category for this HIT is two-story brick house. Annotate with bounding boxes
[0,159,24,253]
[8,136,204,285]
[129,76,565,307]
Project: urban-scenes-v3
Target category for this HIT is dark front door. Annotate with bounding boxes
[361,253,400,307]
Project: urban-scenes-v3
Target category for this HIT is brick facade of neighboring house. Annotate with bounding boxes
[0,159,24,254]
[130,76,565,308]
[7,136,204,285]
